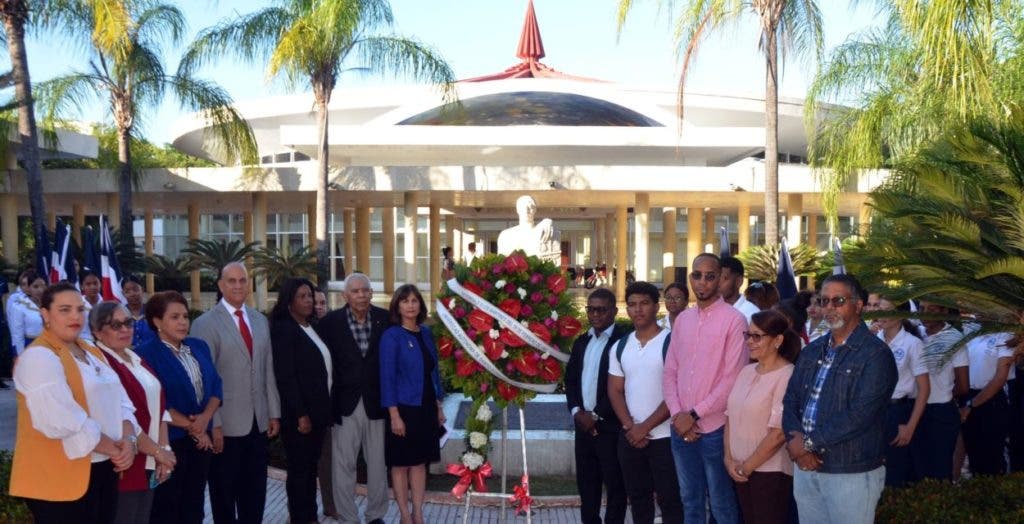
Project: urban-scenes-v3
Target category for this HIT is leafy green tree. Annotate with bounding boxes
[37,0,256,242]
[852,110,1024,351]
[182,0,457,283]
[143,253,193,292]
[181,238,259,277]
[617,0,823,245]
[252,244,318,289]
[806,0,1024,228]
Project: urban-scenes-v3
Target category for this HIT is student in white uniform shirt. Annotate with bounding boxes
[719,257,760,323]
[608,281,683,524]
[658,282,688,331]
[911,300,969,481]
[79,270,103,342]
[9,270,47,355]
[874,295,929,487]
[962,330,1014,476]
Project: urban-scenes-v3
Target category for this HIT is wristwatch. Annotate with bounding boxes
[126,434,138,453]
[689,409,700,421]
[803,436,815,453]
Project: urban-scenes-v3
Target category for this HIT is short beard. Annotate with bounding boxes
[825,317,846,330]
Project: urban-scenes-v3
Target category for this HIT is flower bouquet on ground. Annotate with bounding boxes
[432,250,582,501]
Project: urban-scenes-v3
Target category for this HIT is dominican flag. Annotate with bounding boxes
[776,238,798,300]
[99,215,126,303]
[49,220,71,283]
[34,228,51,281]
[832,237,846,275]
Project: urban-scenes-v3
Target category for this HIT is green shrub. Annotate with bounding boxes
[876,473,1024,523]
[0,450,31,523]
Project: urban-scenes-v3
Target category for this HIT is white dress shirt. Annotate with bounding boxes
[922,324,969,404]
[732,295,760,323]
[879,328,928,399]
[220,298,253,335]
[9,296,44,355]
[15,344,139,462]
[966,332,1015,390]
[573,324,615,416]
[300,324,333,392]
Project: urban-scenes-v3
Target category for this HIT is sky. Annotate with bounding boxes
[22,0,881,146]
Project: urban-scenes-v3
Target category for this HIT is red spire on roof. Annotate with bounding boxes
[516,0,545,62]
[460,1,602,83]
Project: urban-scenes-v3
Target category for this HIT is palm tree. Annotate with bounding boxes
[252,244,318,289]
[617,0,823,245]
[181,238,259,276]
[143,253,194,292]
[852,109,1024,354]
[181,0,457,284]
[736,241,819,282]
[37,0,257,242]
[805,1,1024,227]
[0,0,46,265]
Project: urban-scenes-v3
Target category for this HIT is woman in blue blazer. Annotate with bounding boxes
[135,291,222,524]
[379,284,445,524]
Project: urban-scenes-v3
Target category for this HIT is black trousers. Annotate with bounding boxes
[1009,377,1024,472]
[883,399,915,486]
[26,461,118,524]
[575,427,627,524]
[734,471,792,524]
[963,389,1010,476]
[281,425,325,523]
[209,419,269,524]
[910,401,961,481]
[616,434,683,524]
[151,436,212,524]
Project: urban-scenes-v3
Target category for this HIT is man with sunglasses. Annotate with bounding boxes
[565,288,629,523]
[782,274,897,524]
[664,253,748,523]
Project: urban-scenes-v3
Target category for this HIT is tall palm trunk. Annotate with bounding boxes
[313,83,336,285]
[1,0,46,259]
[117,126,133,242]
[762,11,781,246]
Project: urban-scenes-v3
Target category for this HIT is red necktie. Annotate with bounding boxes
[234,309,253,358]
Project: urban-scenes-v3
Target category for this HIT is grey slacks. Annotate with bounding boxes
[332,399,387,524]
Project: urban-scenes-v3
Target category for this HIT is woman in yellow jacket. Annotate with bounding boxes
[9,282,140,523]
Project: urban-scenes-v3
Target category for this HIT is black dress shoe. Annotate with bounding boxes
[367,519,385,524]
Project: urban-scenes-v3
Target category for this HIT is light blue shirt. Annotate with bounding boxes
[581,324,615,412]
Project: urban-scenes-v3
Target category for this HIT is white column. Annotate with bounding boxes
[382,207,396,293]
[615,206,628,302]
[787,194,803,247]
[403,192,418,284]
[633,193,649,283]
[662,207,677,286]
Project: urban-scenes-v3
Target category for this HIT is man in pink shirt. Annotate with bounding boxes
[664,253,748,523]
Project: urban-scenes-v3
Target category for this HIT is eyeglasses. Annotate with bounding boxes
[690,271,719,282]
[743,331,771,342]
[816,295,852,308]
[664,296,687,303]
[586,306,610,314]
[106,320,135,331]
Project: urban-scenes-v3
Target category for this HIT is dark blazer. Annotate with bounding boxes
[136,336,223,442]
[316,305,392,422]
[271,315,333,430]
[565,324,631,432]
[379,325,444,408]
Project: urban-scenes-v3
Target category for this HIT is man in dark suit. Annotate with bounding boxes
[316,273,391,524]
[566,287,629,524]
[191,262,281,524]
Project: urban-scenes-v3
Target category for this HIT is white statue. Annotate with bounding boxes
[497,195,561,263]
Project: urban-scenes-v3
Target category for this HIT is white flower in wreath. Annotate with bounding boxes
[495,279,507,289]
[489,329,500,340]
[476,404,492,422]
[462,451,485,470]
[448,298,457,309]
[469,431,488,450]
[550,311,558,321]
[500,350,509,358]
[517,287,527,299]
[520,320,530,328]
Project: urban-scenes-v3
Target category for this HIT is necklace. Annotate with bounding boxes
[71,346,102,375]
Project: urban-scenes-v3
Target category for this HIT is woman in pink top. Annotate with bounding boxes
[724,309,799,523]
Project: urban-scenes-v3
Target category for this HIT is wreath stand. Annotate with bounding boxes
[461,407,532,524]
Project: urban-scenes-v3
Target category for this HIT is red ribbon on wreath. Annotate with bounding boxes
[509,475,533,515]
[446,462,493,499]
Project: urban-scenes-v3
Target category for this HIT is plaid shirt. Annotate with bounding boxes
[347,308,371,356]
[802,335,837,434]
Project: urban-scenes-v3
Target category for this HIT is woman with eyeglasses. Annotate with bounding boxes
[10,282,139,523]
[90,301,177,524]
[873,295,929,487]
[135,291,222,524]
[724,309,799,523]
[659,282,689,331]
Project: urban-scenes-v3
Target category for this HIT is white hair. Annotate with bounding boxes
[343,272,371,291]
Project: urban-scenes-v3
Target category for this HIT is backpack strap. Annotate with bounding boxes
[616,330,671,362]
[662,332,671,361]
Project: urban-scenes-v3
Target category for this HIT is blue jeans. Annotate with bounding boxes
[670,427,739,524]
[793,466,884,524]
